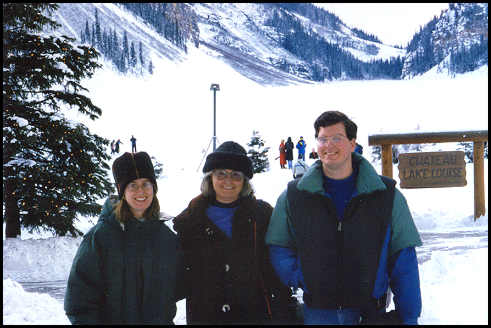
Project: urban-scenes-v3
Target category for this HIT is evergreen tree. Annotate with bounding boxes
[458,142,488,163]
[94,8,101,49]
[3,3,114,238]
[247,130,270,173]
[119,52,126,72]
[84,19,90,44]
[91,23,95,46]
[139,41,144,67]
[112,29,119,62]
[120,3,200,52]
[371,145,382,162]
[148,59,153,74]
[151,156,164,179]
[122,30,129,60]
[130,41,137,67]
[102,29,108,55]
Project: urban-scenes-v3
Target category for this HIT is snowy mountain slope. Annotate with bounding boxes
[288,5,405,61]
[402,3,488,78]
[200,40,312,86]
[51,3,408,85]
[193,3,314,85]
[52,3,185,63]
[192,3,405,82]
[50,3,487,83]
[194,3,405,62]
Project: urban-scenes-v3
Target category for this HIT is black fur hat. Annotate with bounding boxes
[203,141,253,179]
[112,152,157,199]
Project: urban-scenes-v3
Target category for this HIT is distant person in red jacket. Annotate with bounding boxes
[279,139,287,169]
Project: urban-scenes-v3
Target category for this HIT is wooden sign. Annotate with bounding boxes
[398,151,466,188]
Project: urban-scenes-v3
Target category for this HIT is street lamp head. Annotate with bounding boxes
[210,83,220,91]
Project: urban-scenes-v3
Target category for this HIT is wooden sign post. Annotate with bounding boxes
[368,130,488,220]
[398,151,466,188]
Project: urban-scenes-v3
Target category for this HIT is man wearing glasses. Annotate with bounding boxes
[266,111,422,324]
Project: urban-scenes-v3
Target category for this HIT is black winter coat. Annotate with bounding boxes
[173,194,297,325]
[285,140,294,161]
[64,197,184,324]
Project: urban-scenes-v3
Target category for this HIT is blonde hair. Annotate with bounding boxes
[200,171,254,199]
[113,182,160,223]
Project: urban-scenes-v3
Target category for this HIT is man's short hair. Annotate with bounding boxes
[314,111,357,140]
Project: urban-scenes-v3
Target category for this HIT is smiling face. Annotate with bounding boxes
[123,178,154,219]
[212,169,244,204]
[317,122,356,179]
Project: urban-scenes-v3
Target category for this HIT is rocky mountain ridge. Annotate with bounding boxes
[50,3,487,85]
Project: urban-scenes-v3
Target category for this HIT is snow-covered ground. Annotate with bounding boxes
[3,10,488,324]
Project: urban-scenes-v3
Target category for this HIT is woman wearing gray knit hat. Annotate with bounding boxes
[65,151,185,324]
[173,141,300,325]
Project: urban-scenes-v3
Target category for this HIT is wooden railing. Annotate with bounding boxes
[368,130,488,220]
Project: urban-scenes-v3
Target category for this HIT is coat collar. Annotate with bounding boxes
[297,152,387,196]
[173,194,256,233]
[99,196,167,232]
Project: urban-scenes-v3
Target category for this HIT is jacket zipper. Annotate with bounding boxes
[336,217,343,310]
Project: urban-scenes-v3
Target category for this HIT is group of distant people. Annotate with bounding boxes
[110,135,137,154]
[277,137,307,170]
[65,110,422,325]
[278,136,364,180]
[110,139,122,154]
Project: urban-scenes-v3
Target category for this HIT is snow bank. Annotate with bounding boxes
[2,277,186,325]
[3,236,81,282]
[3,278,70,325]
[418,248,488,324]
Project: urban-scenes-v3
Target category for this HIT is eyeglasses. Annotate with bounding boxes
[213,170,244,182]
[127,181,153,192]
[316,134,349,146]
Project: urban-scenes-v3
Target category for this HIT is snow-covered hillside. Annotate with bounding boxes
[402,3,488,79]
[52,3,411,85]
[53,3,185,63]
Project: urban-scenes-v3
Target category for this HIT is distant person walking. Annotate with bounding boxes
[130,135,137,153]
[279,139,287,169]
[115,139,122,153]
[110,140,116,154]
[284,137,294,170]
[296,136,306,160]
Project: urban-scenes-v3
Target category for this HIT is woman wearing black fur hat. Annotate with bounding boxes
[173,141,299,325]
[64,152,184,324]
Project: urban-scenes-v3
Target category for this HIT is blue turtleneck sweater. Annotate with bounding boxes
[205,199,239,238]
[322,167,358,220]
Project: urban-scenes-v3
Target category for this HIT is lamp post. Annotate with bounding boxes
[210,83,220,151]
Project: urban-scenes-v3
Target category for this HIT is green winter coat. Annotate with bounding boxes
[64,196,184,324]
[266,153,422,258]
